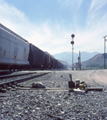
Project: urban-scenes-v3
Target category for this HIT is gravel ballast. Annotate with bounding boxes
[0,70,107,120]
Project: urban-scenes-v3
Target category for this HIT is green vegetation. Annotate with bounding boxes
[82,64,107,70]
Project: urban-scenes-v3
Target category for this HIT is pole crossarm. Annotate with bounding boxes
[103,35,107,41]
[103,35,107,38]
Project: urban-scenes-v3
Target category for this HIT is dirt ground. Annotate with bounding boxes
[71,69,107,85]
[1,69,107,120]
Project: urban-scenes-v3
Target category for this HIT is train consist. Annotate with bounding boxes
[0,23,67,71]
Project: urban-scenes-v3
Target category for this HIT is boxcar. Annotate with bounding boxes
[49,55,57,69]
[0,24,29,70]
[58,60,63,68]
[45,52,54,69]
[28,44,45,69]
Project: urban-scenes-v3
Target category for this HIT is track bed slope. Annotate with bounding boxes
[0,70,107,120]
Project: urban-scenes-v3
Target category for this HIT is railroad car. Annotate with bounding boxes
[44,52,53,69]
[44,52,59,69]
[52,58,58,68]
[28,43,45,69]
[0,24,29,70]
[0,23,66,70]
[58,60,63,68]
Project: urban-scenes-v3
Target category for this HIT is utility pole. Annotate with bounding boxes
[78,51,81,70]
[104,36,107,69]
[79,51,81,70]
[71,34,75,70]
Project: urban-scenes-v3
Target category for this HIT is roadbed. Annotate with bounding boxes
[0,70,107,120]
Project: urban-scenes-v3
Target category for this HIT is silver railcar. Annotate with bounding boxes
[0,24,29,70]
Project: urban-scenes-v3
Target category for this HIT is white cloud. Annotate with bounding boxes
[0,0,107,55]
[0,0,51,51]
[0,0,73,54]
[89,0,107,12]
[87,0,107,27]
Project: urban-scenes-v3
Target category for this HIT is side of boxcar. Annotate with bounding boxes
[52,58,58,68]
[44,52,51,69]
[28,44,45,69]
[44,52,56,69]
[58,60,63,68]
[0,24,29,70]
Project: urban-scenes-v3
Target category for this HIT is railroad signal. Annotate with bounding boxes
[71,41,74,45]
[71,34,75,38]
[71,34,75,70]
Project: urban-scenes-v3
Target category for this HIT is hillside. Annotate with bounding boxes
[60,61,71,70]
[82,53,107,69]
[53,51,100,65]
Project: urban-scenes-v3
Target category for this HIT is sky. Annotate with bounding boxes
[0,0,107,55]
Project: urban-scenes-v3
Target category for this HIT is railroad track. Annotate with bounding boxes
[0,71,50,93]
[0,71,37,79]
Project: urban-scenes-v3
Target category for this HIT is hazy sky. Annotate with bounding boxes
[0,0,107,54]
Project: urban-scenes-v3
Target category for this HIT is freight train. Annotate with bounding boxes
[0,23,66,71]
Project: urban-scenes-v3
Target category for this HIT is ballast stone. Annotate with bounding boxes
[32,82,45,88]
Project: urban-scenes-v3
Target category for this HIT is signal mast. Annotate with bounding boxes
[71,34,75,70]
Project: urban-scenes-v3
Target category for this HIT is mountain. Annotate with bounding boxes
[82,53,107,69]
[53,51,100,65]
[60,60,72,70]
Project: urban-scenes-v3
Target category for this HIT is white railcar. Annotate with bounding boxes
[0,24,29,70]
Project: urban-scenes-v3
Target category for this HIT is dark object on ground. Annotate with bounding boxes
[68,74,75,88]
[68,74,103,93]
[32,82,45,88]
[75,80,80,88]
[69,74,72,81]
[86,87,103,91]
[68,81,75,88]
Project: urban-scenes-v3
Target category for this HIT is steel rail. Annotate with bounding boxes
[0,72,37,79]
[0,72,50,88]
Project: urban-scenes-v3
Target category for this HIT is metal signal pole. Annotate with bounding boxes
[71,34,75,70]
[104,36,107,69]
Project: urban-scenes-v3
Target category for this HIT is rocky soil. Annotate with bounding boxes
[0,70,107,120]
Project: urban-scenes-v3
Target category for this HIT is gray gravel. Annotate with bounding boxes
[0,70,107,120]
